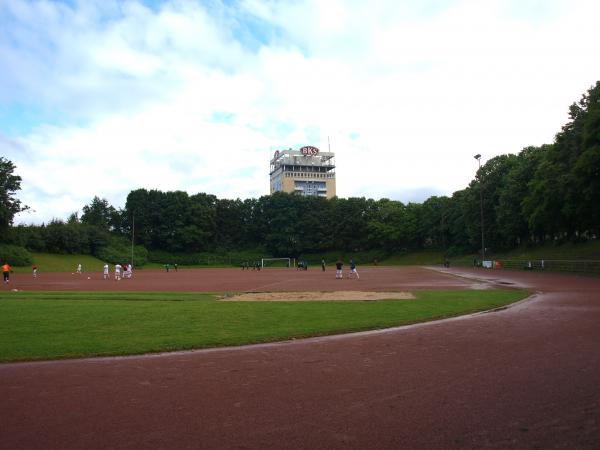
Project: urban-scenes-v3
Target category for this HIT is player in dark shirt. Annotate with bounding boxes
[335,259,343,279]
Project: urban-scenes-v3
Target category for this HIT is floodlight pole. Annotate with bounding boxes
[474,154,485,265]
[131,212,135,268]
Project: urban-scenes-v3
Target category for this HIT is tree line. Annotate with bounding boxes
[1,81,599,264]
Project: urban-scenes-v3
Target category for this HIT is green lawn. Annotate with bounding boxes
[143,262,237,270]
[493,239,600,261]
[0,289,528,362]
[8,241,600,274]
[450,240,600,267]
[380,250,446,266]
[11,253,106,274]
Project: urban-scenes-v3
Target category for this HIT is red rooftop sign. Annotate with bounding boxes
[300,146,319,156]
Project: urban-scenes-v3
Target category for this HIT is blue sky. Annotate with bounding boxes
[2,0,600,224]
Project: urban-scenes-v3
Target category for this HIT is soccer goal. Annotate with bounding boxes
[261,257,294,268]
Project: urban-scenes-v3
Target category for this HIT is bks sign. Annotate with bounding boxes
[299,146,319,156]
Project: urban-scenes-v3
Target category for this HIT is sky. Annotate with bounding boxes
[2,0,600,224]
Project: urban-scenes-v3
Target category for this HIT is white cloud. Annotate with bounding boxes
[3,0,600,224]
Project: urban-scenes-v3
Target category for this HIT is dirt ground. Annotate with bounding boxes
[1,266,599,449]
[1,266,474,293]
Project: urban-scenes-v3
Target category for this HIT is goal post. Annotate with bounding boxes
[261,257,294,268]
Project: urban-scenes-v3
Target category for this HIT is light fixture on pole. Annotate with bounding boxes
[131,212,135,269]
[474,154,485,265]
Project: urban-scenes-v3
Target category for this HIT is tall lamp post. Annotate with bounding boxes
[131,212,135,269]
[474,154,485,265]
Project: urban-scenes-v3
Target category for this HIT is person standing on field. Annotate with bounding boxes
[103,263,109,280]
[115,263,122,281]
[32,265,38,278]
[76,263,82,274]
[348,257,359,279]
[335,258,343,279]
[2,263,10,283]
[321,258,326,271]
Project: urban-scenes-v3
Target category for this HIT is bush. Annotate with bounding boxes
[0,244,33,266]
[298,249,389,266]
[148,249,266,267]
[446,245,471,257]
[96,244,148,267]
[149,250,203,266]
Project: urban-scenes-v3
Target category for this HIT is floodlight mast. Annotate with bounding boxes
[474,154,485,265]
[131,212,135,268]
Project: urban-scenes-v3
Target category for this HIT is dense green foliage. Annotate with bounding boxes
[0,157,28,233]
[96,243,148,267]
[8,253,106,273]
[0,244,32,266]
[0,289,527,361]
[3,82,600,262]
[147,249,264,266]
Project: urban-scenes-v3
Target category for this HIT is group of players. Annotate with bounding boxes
[74,262,134,280]
[333,257,360,279]
[316,257,362,279]
[239,258,360,279]
[5,262,135,281]
[102,263,133,280]
[4,258,359,283]
[241,261,261,270]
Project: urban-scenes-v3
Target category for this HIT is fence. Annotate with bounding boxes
[489,259,600,275]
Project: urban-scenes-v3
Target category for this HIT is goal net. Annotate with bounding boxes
[261,257,293,268]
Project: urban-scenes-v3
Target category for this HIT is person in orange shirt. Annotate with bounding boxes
[2,263,10,284]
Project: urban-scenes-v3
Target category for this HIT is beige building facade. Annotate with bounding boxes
[269,146,336,199]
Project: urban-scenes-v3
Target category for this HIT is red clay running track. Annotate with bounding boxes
[1,266,599,449]
[3,265,475,292]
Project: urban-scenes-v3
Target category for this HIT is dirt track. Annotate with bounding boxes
[3,265,473,292]
[1,266,599,449]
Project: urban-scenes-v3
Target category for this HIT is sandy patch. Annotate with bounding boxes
[220,291,415,302]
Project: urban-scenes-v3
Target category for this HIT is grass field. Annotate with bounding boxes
[380,250,446,266]
[449,240,600,265]
[0,289,527,362]
[11,253,106,274]
[493,239,600,260]
[6,240,600,273]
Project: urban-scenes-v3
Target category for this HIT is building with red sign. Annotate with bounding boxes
[269,146,336,198]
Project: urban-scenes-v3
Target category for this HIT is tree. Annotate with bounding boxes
[259,192,302,256]
[124,189,164,249]
[330,197,374,251]
[445,189,471,255]
[295,195,332,253]
[215,198,246,249]
[81,197,117,230]
[573,81,600,235]
[366,199,408,251]
[42,219,89,254]
[496,146,545,247]
[0,157,28,235]
[420,196,451,250]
